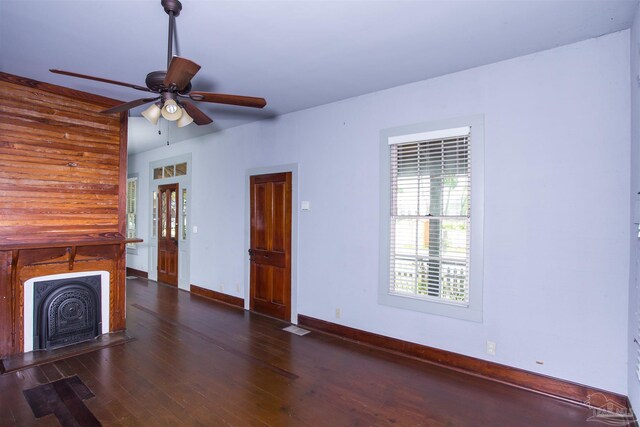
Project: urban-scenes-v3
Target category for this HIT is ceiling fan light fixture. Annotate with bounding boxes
[161,99,182,121]
[176,107,194,128]
[141,103,162,125]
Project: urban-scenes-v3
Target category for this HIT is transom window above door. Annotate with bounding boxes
[153,162,188,180]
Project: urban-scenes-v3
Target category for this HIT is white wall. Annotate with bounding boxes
[128,31,630,394]
[629,3,640,413]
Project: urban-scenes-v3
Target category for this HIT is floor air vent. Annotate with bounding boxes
[283,325,310,336]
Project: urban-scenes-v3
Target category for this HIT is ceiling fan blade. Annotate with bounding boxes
[182,100,213,125]
[189,92,267,109]
[164,57,201,91]
[101,97,160,114]
[50,69,153,92]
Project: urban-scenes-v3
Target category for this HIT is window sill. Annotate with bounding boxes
[379,290,482,322]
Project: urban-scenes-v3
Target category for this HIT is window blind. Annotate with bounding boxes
[389,131,471,305]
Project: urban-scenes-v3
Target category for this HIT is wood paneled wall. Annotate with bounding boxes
[0,72,127,244]
[0,72,132,357]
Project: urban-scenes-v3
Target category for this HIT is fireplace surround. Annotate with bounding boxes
[0,242,133,357]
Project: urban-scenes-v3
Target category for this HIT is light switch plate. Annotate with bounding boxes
[301,201,310,210]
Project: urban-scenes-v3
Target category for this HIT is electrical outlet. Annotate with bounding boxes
[220,283,224,291]
[486,341,496,356]
[236,283,240,292]
[335,308,341,319]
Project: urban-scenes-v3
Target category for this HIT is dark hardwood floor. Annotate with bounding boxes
[0,278,610,426]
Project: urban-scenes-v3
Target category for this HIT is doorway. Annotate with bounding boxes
[249,172,292,321]
[148,155,191,289]
[157,183,179,286]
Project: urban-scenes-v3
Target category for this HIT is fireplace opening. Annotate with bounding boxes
[33,275,102,350]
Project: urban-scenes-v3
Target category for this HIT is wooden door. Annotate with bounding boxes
[157,183,179,286]
[249,172,292,321]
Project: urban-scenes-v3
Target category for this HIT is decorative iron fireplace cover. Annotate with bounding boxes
[33,275,102,350]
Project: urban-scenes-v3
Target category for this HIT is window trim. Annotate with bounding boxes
[379,115,485,322]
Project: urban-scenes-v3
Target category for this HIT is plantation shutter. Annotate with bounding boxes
[389,127,471,305]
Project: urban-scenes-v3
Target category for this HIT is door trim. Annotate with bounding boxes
[245,164,299,324]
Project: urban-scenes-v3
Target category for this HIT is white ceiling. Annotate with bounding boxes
[1,0,638,154]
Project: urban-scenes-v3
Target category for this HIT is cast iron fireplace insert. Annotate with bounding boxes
[33,275,102,351]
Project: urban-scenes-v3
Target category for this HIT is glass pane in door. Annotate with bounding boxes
[170,190,177,239]
[161,191,167,238]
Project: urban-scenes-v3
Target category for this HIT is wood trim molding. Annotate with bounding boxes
[125,267,148,279]
[190,284,244,308]
[0,71,122,108]
[118,113,129,237]
[298,314,630,412]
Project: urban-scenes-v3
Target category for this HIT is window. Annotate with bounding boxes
[176,163,187,176]
[126,176,138,250]
[153,162,187,180]
[390,129,470,303]
[182,188,188,240]
[379,116,484,321]
[152,190,158,238]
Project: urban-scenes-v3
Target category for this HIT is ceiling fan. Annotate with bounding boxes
[50,0,266,127]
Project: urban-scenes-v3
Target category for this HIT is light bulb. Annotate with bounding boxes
[161,99,182,121]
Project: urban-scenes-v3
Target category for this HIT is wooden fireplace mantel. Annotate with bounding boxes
[0,72,135,357]
[1,235,142,280]
[0,235,143,251]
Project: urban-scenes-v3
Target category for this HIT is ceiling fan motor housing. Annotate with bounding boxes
[145,71,168,92]
[145,71,192,94]
[161,0,182,17]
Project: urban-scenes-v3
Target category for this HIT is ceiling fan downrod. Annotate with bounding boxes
[162,0,182,69]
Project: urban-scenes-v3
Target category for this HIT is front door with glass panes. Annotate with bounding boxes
[157,183,179,286]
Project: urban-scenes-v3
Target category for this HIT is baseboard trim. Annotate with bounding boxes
[190,284,244,308]
[125,267,148,279]
[298,314,629,412]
